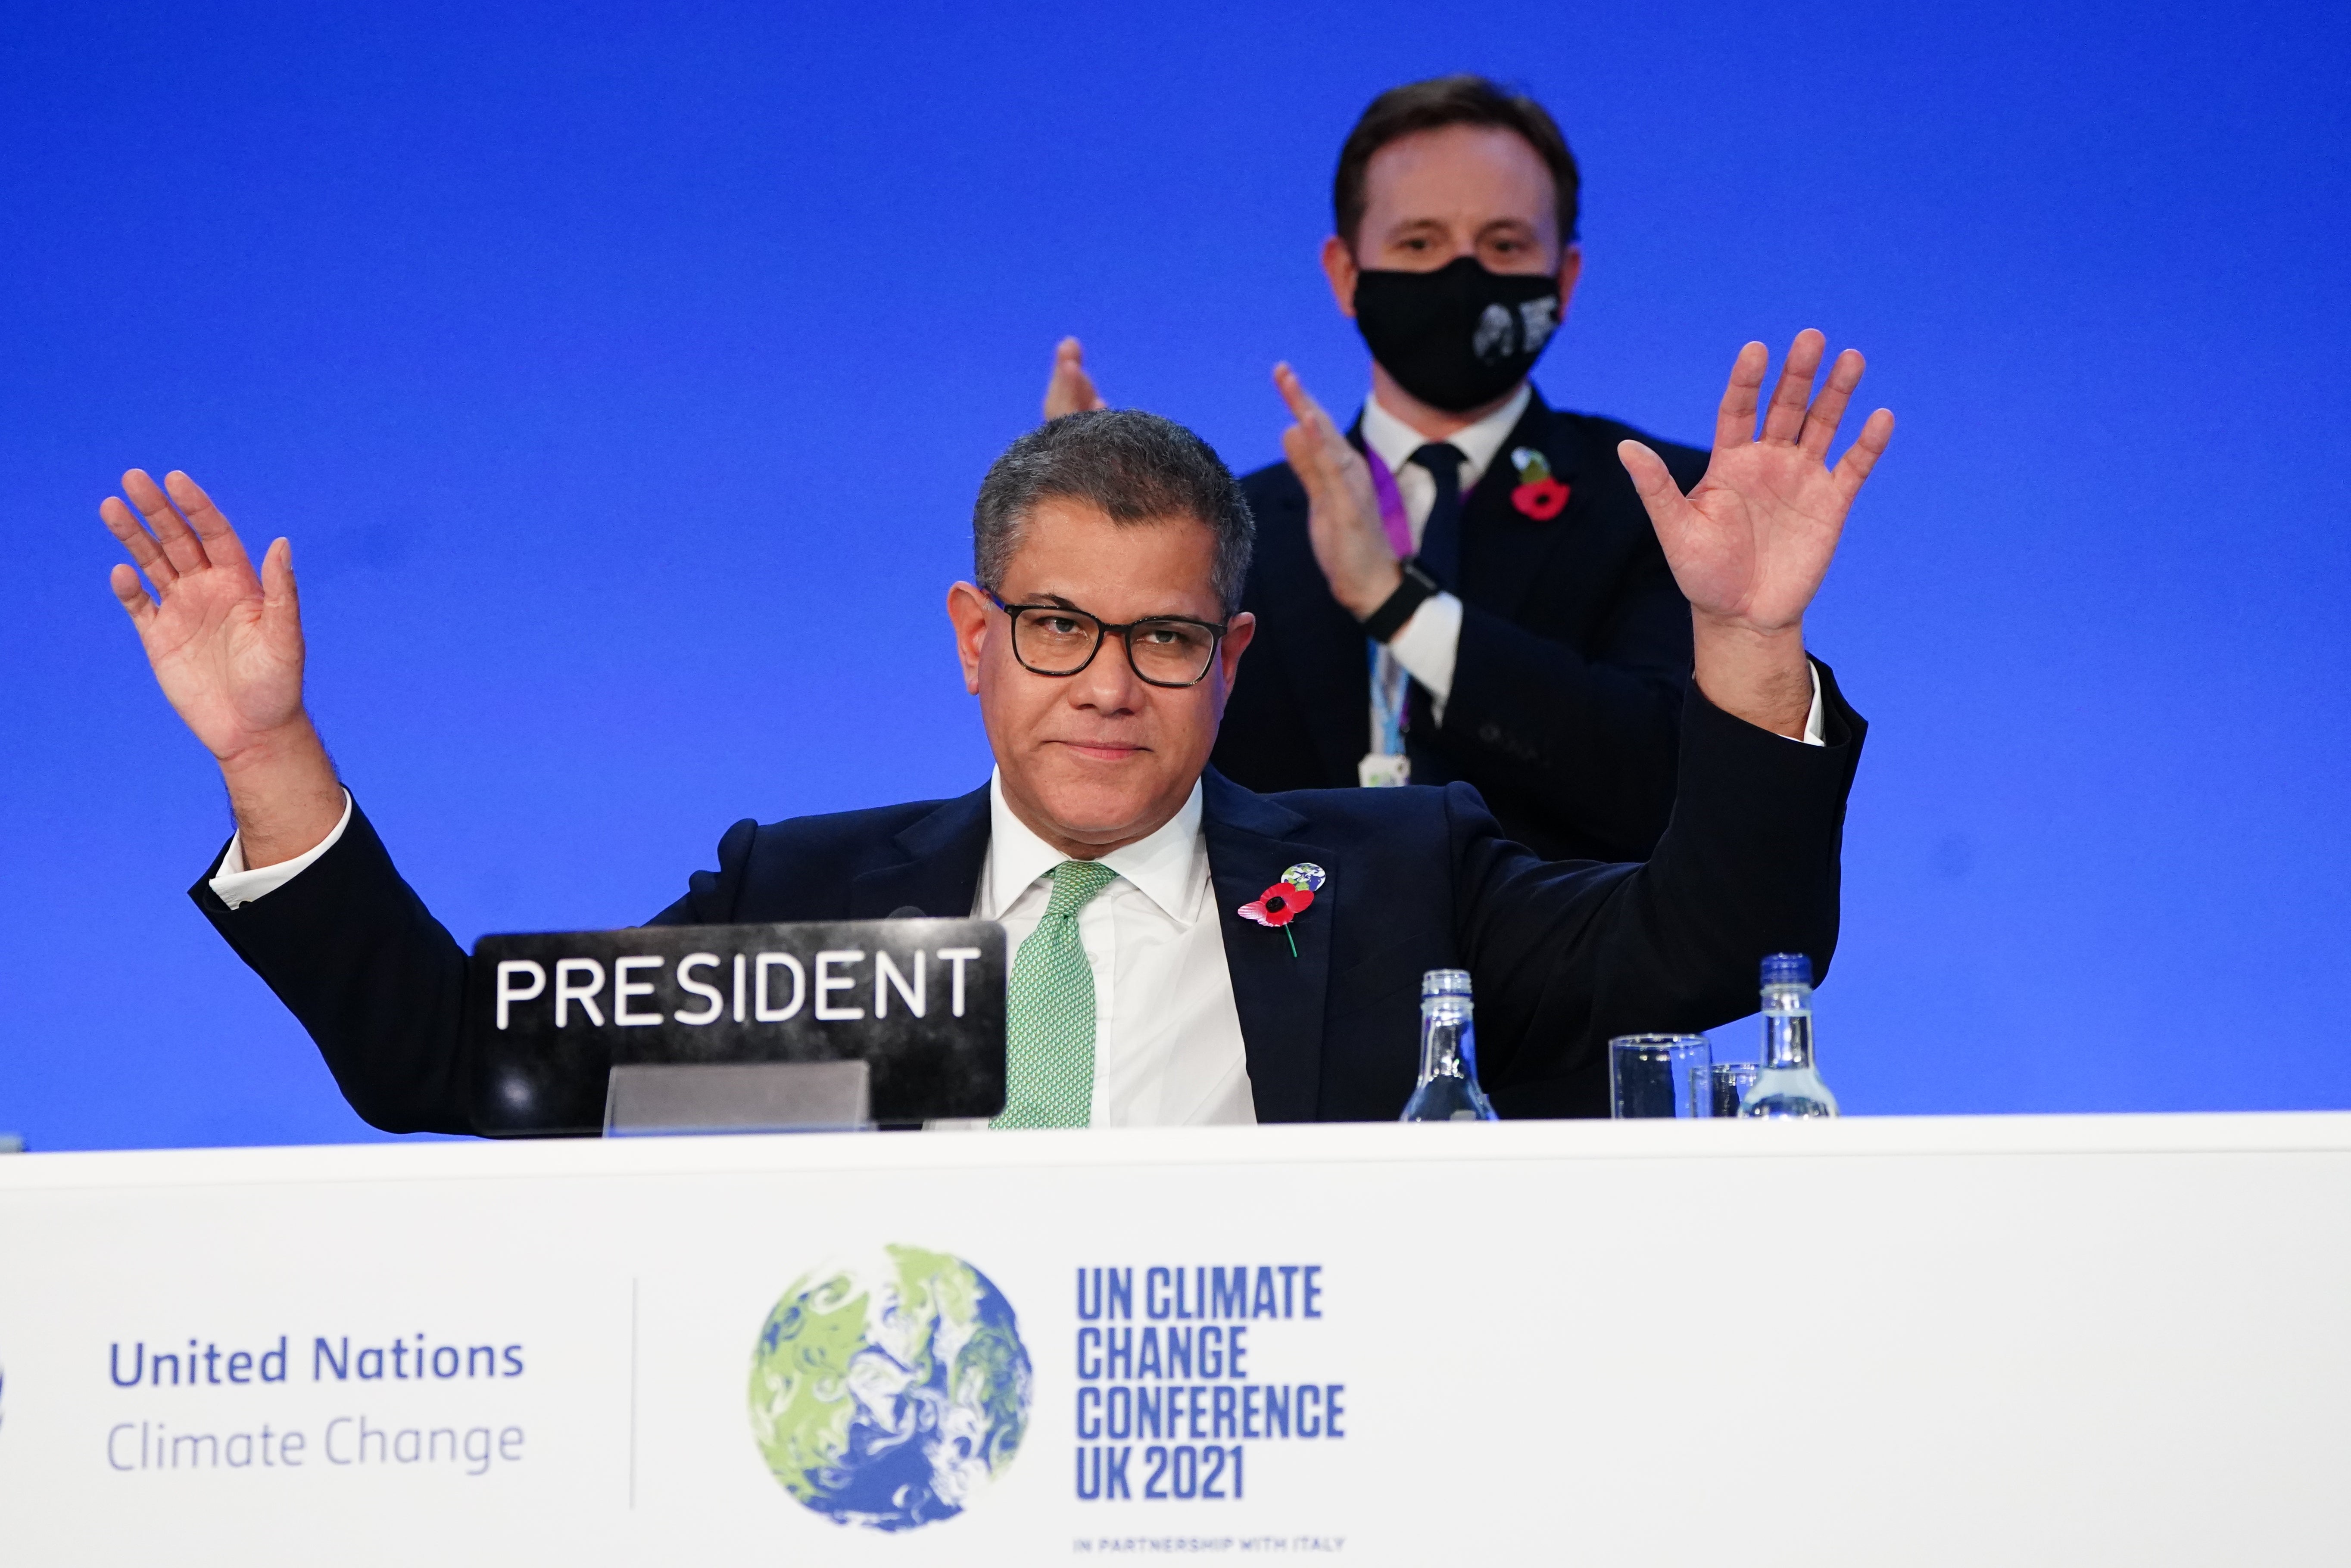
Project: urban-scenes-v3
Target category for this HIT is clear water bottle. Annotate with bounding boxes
[1742,952,1838,1117]
[1400,969,1499,1122]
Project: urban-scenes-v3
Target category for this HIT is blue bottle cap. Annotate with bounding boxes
[1421,968,1472,997]
[1760,952,1814,986]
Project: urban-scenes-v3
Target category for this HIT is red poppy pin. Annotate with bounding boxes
[1509,446,1570,520]
[1239,862,1327,957]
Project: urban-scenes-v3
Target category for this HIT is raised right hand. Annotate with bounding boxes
[102,469,307,764]
[103,470,342,867]
[1042,336,1108,421]
[1273,364,1402,620]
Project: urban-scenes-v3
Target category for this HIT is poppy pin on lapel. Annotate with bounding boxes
[1509,446,1570,520]
[1239,862,1327,957]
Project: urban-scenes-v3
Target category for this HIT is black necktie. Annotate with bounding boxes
[1407,442,1469,591]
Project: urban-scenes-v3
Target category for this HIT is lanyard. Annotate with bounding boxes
[1364,445,1417,559]
[1368,641,1410,759]
[1362,445,1416,762]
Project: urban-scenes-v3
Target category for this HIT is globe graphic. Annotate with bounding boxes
[748,1244,1032,1531]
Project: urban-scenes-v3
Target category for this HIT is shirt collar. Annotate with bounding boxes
[980,771,1207,924]
[1359,381,1533,489]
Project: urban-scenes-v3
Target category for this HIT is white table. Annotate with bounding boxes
[3,1114,2346,1565]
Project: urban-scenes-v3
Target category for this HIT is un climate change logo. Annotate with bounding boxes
[748,1245,1032,1532]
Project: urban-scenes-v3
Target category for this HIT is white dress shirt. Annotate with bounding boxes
[954,772,1255,1128]
[1358,384,1533,718]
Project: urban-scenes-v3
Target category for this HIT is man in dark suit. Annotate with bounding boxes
[1048,77,1712,862]
[99,333,1888,1129]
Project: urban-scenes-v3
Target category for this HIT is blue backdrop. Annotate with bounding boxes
[6,1,2347,1148]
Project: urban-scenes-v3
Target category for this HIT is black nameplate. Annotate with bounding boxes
[467,919,1006,1135]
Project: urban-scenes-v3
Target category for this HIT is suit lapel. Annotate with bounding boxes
[847,784,992,918]
[1201,769,1335,1123]
[1459,389,1588,623]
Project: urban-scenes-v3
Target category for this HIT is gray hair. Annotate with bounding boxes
[973,409,1256,616]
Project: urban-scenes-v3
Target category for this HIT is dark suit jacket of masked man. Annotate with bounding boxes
[1212,392,1708,863]
[195,671,1863,1130]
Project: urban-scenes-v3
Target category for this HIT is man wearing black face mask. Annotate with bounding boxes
[1047,76,1761,861]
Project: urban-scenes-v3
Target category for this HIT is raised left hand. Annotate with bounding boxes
[1618,330,1893,736]
[1619,329,1892,635]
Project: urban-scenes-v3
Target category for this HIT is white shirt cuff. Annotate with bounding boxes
[209,790,355,909]
[1802,662,1826,747]
[1384,590,1463,719]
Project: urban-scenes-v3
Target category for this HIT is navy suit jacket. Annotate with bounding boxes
[1211,389,1709,862]
[194,672,1864,1132]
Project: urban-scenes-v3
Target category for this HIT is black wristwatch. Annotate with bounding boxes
[1360,561,1441,644]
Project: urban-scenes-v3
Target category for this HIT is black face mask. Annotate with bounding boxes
[1351,255,1562,413]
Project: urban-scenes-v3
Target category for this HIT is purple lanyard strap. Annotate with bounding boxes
[1363,445,1417,561]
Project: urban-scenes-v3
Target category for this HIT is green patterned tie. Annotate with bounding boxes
[992,858,1120,1129]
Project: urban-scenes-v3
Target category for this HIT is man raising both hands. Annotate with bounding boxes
[103,331,1886,1125]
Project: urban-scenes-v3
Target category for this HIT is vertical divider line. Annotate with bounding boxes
[629,1275,640,1509]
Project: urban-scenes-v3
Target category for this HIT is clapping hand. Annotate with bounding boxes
[1272,362,1401,620]
[101,470,342,865]
[1618,330,1893,736]
[1042,336,1108,421]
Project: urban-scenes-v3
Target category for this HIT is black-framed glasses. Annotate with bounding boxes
[985,591,1230,688]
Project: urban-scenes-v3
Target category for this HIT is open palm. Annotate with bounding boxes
[1620,330,1893,635]
[101,469,306,764]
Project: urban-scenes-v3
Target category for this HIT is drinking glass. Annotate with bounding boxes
[1609,1034,1713,1119]
[1711,1061,1760,1119]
